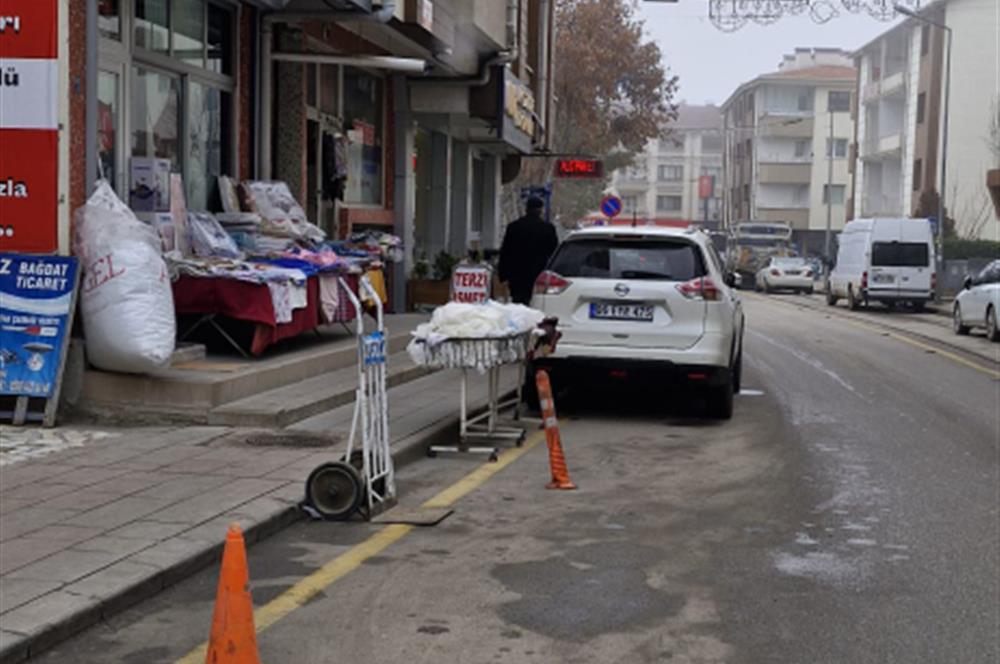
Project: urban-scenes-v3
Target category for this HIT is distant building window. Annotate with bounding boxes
[657,195,683,212]
[794,139,811,158]
[826,138,848,158]
[921,25,930,56]
[797,91,814,112]
[657,164,683,181]
[913,159,923,191]
[701,132,723,152]
[659,137,683,153]
[828,91,851,112]
[622,195,638,213]
[917,92,926,124]
[823,185,846,205]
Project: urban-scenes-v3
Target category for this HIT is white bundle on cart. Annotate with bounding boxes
[73,181,176,374]
[407,301,545,372]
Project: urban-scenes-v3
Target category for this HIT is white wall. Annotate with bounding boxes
[902,23,922,212]
[807,86,854,230]
[758,183,809,208]
[944,0,1000,239]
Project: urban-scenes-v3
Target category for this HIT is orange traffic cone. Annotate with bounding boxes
[535,370,576,490]
[205,524,261,664]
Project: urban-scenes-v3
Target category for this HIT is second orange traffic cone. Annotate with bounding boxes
[535,370,576,490]
[205,523,261,664]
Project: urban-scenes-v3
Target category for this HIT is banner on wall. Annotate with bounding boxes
[0,0,60,254]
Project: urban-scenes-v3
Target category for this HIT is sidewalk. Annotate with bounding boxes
[0,366,521,663]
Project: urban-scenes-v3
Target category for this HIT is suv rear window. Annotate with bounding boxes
[871,242,930,267]
[549,238,706,281]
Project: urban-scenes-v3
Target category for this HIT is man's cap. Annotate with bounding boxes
[526,196,545,211]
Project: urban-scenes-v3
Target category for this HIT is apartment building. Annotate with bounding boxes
[722,48,857,253]
[852,0,999,239]
[610,104,723,228]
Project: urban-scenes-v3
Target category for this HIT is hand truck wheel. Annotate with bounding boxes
[304,461,363,521]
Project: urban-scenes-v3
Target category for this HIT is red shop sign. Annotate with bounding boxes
[0,0,60,254]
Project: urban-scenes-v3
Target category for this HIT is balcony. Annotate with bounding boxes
[861,133,903,159]
[862,70,907,104]
[758,153,812,165]
[758,163,812,184]
[758,115,815,138]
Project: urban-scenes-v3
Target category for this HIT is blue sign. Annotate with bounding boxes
[0,254,79,399]
[362,331,386,366]
[600,195,623,218]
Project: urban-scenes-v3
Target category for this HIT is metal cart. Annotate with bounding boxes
[412,332,532,461]
[304,274,395,520]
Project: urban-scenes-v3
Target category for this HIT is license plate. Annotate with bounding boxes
[872,273,895,284]
[785,270,801,275]
[589,302,654,321]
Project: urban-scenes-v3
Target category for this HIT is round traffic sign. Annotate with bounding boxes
[600,195,623,219]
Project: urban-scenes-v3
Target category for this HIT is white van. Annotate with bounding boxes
[827,218,935,310]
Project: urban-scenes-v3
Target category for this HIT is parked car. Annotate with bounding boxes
[827,218,935,311]
[755,257,815,294]
[953,260,1000,341]
[529,226,745,419]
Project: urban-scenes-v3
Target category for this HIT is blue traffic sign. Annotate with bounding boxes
[600,195,623,218]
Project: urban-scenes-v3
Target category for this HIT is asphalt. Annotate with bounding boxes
[23,294,1000,664]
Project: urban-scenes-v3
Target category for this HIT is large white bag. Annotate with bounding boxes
[73,181,176,373]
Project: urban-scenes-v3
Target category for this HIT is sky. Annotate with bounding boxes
[636,0,905,106]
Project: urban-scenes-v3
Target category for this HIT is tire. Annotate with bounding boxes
[826,287,838,306]
[731,348,743,394]
[953,303,970,336]
[847,286,861,311]
[987,306,1000,342]
[707,373,734,420]
[304,461,363,521]
[806,287,814,296]
[764,281,772,294]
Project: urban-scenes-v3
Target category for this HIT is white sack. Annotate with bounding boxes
[73,180,176,374]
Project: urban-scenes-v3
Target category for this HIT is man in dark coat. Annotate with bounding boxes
[498,196,559,305]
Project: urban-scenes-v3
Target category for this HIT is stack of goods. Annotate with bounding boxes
[347,231,404,263]
[240,181,326,247]
[406,301,546,372]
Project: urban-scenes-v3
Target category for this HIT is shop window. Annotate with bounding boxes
[175,0,205,67]
[187,81,231,210]
[307,63,318,108]
[207,3,234,75]
[321,65,340,116]
[99,0,121,41]
[131,66,181,167]
[134,0,170,54]
[344,67,384,205]
[98,71,120,187]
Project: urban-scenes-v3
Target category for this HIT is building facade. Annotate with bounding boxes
[10,0,556,310]
[852,0,999,240]
[609,104,723,228]
[722,48,856,254]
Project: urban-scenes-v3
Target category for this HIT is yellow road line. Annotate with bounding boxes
[175,429,547,664]
[747,293,1000,379]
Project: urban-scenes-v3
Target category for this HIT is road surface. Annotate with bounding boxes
[34,293,1000,664]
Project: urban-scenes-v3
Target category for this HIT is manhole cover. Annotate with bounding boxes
[210,430,341,449]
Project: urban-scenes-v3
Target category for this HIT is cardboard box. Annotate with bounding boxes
[130,157,172,212]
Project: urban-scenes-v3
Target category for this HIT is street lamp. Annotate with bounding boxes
[894,3,952,300]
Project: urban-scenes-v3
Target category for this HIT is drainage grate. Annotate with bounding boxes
[210,430,341,449]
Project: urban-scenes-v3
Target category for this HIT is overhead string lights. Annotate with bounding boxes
[708,0,923,31]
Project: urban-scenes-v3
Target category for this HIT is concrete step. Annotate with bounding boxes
[170,342,206,365]
[76,318,426,424]
[208,351,434,428]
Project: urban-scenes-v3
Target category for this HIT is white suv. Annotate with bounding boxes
[529,226,745,419]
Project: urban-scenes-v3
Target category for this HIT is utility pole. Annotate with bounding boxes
[824,105,834,265]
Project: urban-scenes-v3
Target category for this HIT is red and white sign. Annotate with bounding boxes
[451,265,492,304]
[0,0,59,254]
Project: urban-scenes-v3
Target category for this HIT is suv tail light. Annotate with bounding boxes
[861,271,868,290]
[770,268,781,277]
[804,269,813,278]
[534,271,571,295]
[676,276,721,301]
[931,272,937,292]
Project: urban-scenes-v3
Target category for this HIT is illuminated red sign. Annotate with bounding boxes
[699,174,715,199]
[554,159,604,179]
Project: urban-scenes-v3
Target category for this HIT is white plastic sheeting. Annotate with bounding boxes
[73,181,176,374]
